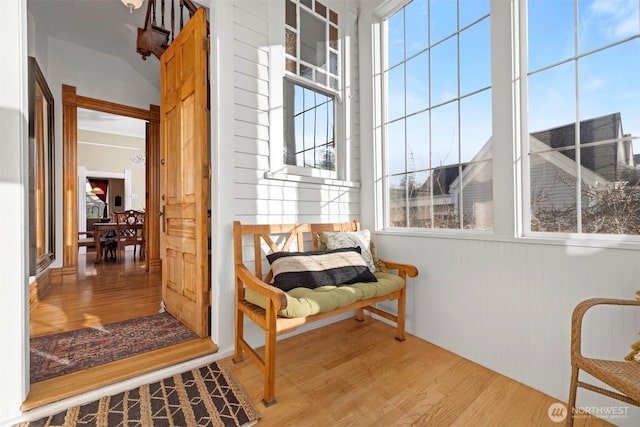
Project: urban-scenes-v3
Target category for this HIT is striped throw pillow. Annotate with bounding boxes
[266,247,378,292]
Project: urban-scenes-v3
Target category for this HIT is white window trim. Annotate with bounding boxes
[519,0,640,244]
[374,0,504,233]
[363,0,640,246]
[265,0,358,188]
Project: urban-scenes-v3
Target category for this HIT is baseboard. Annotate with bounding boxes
[29,280,39,309]
[148,258,162,273]
[30,268,56,309]
[61,265,77,284]
[50,267,63,285]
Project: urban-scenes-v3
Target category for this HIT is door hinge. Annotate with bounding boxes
[203,164,211,179]
[203,36,210,53]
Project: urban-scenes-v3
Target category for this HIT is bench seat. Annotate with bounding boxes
[244,272,404,318]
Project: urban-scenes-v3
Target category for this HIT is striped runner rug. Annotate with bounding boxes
[17,361,260,427]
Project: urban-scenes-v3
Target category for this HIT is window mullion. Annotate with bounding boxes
[573,0,583,234]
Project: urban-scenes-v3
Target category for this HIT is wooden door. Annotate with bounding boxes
[160,8,210,337]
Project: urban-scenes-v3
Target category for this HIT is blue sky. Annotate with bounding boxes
[528,0,640,150]
[385,0,639,174]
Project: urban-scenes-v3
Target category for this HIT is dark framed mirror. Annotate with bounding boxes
[28,56,55,275]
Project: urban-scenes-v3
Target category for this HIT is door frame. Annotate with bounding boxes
[61,84,161,281]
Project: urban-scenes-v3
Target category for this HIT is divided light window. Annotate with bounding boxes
[284,81,335,170]
[527,0,640,235]
[284,0,339,172]
[383,0,492,230]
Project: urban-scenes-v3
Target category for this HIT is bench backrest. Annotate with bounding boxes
[233,220,360,282]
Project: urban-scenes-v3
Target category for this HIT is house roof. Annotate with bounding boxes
[420,112,639,200]
[530,112,639,183]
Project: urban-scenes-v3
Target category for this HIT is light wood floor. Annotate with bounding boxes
[227,317,611,427]
[27,251,609,425]
[30,250,160,337]
[24,250,217,410]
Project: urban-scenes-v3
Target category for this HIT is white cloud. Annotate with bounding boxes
[586,0,639,40]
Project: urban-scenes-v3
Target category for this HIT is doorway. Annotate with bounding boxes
[28,88,163,380]
[60,85,161,278]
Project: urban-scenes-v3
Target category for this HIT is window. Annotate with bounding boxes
[281,0,342,177]
[284,80,336,170]
[382,0,492,230]
[285,0,340,91]
[527,0,640,235]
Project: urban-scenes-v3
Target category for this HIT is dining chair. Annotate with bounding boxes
[113,210,145,262]
[77,231,95,250]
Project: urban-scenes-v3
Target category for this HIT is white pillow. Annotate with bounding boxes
[323,230,375,273]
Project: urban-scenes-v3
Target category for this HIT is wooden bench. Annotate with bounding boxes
[232,220,418,406]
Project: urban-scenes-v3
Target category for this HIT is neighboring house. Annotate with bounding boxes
[531,112,636,183]
[396,113,637,230]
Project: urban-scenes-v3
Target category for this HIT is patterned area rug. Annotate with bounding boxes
[16,361,260,427]
[31,312,199,383]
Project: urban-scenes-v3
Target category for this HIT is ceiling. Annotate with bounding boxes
[28,0,161,90]
[77,108,147,139]
[27,0,171,138]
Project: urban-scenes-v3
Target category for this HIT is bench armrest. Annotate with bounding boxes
[378,258,419,279]
[236,264,288,311]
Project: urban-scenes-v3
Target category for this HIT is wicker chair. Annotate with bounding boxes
[567,298,640,426]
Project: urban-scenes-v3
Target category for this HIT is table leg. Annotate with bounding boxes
[95,229,103,263]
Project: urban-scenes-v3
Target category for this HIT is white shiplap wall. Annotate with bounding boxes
[372,233,640,425]
[232,1,361,225]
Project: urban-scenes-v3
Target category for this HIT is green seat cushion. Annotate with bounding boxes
[243,272,404,318]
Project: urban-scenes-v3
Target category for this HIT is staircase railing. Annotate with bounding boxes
[136,0,200,60]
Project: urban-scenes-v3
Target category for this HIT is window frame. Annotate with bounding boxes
[283,77,337,176]
[369,0,640,246]
[265,0,359,188]
[376,0,495,233]
[521,0,640,241]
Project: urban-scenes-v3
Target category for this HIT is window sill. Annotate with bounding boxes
[374,228,640,252]
[264,170,360,188]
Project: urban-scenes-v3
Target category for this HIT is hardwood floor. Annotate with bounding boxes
[227,317,611,427]
[30,251,160,337]
[26,252,610,424]
[24,250,218,410]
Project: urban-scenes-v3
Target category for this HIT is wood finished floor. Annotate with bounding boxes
[30,250,160,337]
[27,251,609,425]
[227,317,611,427]
[25,250,217,410]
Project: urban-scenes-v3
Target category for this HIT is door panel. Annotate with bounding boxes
[160,8,209,337]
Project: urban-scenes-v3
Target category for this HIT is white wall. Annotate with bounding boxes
[42,36,160,268]
[78,130,147,212]
[211,0,363,351]
[229,0,360,225]
[0,0,30,423]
